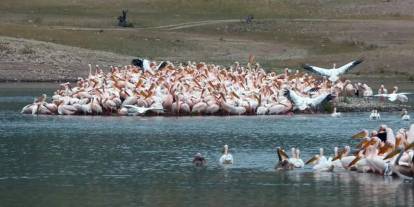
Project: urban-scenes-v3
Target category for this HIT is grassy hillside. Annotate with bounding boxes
[1,0,414,81]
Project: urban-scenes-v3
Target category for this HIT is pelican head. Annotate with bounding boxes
[344,146,351,155]
[291,147,296,158]
[223,144,229,154]
[319,148,324,157]
[333,63,336,69]
[295,148,301,159]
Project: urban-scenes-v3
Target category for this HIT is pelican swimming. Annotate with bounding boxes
[288,148,304,168]
[401,109,410,121]
[306,148,333,172]
[331,107,341,117]
[219,145,233,165]
[369,110,380,120]
[302,59,364,82]
[192,153,207,167]
[275,147,294,170]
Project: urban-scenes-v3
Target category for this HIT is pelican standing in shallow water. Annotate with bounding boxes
[219,145,233,165]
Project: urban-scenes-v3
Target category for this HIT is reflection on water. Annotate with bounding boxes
[0,85,413,207]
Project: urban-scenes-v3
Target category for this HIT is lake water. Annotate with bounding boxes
[0,83,413,207]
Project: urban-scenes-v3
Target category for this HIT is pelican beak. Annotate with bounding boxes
[352,130,368,139]
[379,144,393,155]
[348,156,361,168]
[305,155,318,165]
[332,155,341,161]
[231,91,240,99]
[279,148,289,160]
[383,149,401,160]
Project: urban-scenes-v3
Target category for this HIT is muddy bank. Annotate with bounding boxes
[336,97,412,112]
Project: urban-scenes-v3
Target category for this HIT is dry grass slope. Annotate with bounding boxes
[1,0,414,81]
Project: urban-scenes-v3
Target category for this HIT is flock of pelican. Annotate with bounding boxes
[21,58,387,116]
[200,123,414,180]
[279,123,414,179]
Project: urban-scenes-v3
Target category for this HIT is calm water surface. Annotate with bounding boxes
[0,83,413,207]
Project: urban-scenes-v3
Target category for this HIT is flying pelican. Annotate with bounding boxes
[284,89,333,111]
[302,59,364,82]
[219,145,233,164]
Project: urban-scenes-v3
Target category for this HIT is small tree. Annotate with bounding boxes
[117,9,133,27]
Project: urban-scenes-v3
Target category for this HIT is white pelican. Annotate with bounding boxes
[374,87,411,103]
[123,105,163,115]
[288,148,304,168]
[331,107,341,117]
[302,59,364,82]
[332,146,351,170]
[219,145,233,164]
[284,89,333,111]
[369,110,380,120]
[306,148,333,172]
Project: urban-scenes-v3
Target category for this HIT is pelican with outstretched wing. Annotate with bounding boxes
[374,93,411,103]
[123,105,163,115]
[302,59,363,82]
[284,89,333,111]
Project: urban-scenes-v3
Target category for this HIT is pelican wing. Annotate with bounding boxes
[302,64,332,77]
[307,93,332,107]
[284,89,306,109]
[124,105,150,114]
[333,59,363,75]
[374,94,390,97]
